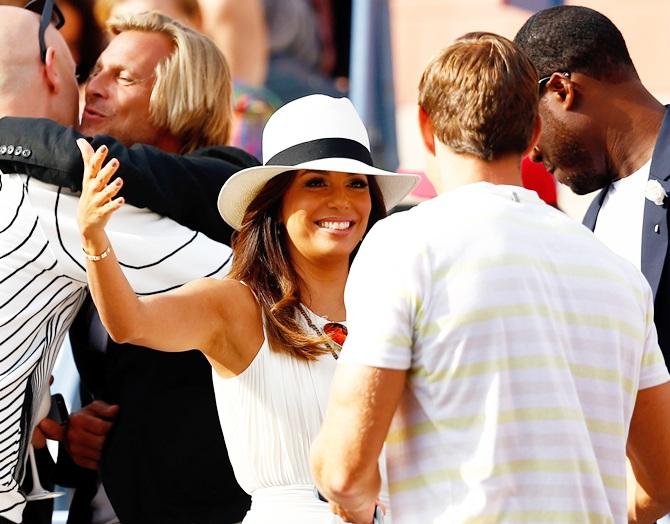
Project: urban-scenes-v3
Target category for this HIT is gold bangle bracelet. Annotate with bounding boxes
[82,244,112,262]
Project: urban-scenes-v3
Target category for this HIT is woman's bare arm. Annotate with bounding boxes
[76,140,239,355]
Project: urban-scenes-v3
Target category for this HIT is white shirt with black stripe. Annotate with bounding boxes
[0,173,232,523]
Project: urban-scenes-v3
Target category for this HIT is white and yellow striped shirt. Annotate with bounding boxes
[341,182,668,524]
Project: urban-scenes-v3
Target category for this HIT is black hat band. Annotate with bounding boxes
[266,138,373,168]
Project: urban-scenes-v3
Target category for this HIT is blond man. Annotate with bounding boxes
[311,33,670,523]
[81,10,232,153]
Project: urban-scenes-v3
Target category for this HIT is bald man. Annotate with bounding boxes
[0,6,232,522]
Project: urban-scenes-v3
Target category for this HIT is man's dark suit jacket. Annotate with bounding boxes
[583,107,670,366]
[0,117,257,523]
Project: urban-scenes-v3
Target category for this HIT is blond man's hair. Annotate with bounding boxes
[418,32,539,161]
[108,11,232,153]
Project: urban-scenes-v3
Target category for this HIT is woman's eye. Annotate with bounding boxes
[349,178,369,188]
[305,177,326,187]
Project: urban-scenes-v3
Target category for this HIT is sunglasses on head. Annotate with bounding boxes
[24,0,65,63]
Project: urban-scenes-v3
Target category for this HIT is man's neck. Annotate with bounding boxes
[604,82,665,179]
[431,141,523,194]
[0,97,42,119]
[0,96,73,126]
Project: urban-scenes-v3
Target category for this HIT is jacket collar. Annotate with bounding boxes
[649,106,670,183]
[640,106,670,299]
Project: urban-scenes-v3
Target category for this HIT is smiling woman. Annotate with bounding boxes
[281,171,373,274]
[75,94,418,523]
[227,168,385,361]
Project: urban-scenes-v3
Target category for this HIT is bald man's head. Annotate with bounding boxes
[0,6,79,125]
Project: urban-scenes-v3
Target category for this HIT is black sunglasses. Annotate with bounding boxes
[538,71,571,94]
[24,0,65,63]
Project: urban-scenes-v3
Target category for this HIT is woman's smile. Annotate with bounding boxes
[315,218,356,233]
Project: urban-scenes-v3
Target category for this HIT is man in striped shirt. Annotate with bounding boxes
[0,6,232,522]
[312,33,670,523]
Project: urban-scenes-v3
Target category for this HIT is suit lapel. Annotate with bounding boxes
[641,107,670,299]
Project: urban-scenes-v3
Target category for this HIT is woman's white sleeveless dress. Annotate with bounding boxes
[211,308,355,523]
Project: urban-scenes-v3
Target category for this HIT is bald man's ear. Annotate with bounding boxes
[418,105,436,156]
[43,47,61,94]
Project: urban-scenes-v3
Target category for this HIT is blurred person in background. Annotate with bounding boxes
[94,0,201,31]
[263,0,345,104]
[59,0,105,87]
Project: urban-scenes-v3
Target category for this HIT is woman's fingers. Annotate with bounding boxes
[92,177,124,208]
[86,195,125,226]
[77,141,121,196]
[77,139,104,183]
[101,196,125,217]
[76,139,125,233]
[76,138,94,169]
[97,158,120,188]
[90,145,109,179]
[77,140,115,186]
[109,196,125,211]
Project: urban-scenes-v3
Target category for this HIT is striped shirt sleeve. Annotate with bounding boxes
[340,214,428,370]
[638,283,670,390]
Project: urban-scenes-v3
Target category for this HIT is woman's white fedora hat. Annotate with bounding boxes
[217,94,420,230]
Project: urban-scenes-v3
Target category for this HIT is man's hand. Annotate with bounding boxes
[65,400,120,470]
[33,417,66,449]
[32,377,65,448]
[328,500,376,523]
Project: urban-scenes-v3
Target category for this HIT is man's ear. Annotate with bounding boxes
[43,47,61,95]
[524,114,542,158]
[546,72,574,110]
[418,105,436,156]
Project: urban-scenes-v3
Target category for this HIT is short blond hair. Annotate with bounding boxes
[418,32,538,161]
[108,11,232,153]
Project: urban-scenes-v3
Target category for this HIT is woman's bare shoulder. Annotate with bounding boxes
[188,277,259,322]
[202,278,264,373]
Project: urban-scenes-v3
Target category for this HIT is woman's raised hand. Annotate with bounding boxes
[76,139,124,246]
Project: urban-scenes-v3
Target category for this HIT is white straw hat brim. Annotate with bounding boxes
[217,158,420,230]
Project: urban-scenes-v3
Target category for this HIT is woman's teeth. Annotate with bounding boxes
[317,221,351,230]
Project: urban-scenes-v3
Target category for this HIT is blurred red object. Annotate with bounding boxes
[521,157,557,206]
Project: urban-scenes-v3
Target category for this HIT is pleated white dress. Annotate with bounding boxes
[212,308,347,523]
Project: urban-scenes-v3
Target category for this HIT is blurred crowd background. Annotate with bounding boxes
[4,0,668,217]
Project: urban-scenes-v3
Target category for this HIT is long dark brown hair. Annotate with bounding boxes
[228,171,386,360]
